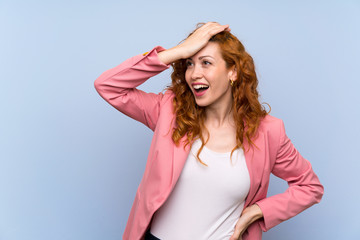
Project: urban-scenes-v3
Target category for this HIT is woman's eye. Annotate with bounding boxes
[186,61,193,67]
[203,60,211,65]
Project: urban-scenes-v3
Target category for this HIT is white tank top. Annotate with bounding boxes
[150,139,250,240]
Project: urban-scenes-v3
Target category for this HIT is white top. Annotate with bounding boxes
[150,139,250,240]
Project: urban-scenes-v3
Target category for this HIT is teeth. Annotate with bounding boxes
[193,84,209,89]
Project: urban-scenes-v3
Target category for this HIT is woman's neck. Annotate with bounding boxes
[204,103,234,128]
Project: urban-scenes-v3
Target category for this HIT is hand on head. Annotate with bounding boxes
[178,22,230,59]
[157,22,230,65]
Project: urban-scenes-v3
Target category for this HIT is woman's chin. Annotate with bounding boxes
[194,99,209,107]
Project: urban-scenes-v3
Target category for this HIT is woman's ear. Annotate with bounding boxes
[228,66,237,81]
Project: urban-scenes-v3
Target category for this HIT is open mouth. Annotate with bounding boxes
[193,84,209,94]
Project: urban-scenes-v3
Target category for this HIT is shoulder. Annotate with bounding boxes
[154,89,175,114]
[259,114,284,130]
[161,89,175,103]
[257,114,286,142]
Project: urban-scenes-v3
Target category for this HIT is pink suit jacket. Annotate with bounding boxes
[94,46,324,240]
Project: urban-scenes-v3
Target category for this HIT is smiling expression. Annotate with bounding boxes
[185,42,236,109]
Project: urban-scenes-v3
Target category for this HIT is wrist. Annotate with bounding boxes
[251,204,264,220]
[157,46,184,65]
[243,204,263,221]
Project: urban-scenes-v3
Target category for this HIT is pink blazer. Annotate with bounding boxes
[94,46,324,240]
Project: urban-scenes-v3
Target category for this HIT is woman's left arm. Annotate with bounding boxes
[230,119,324,239]
[255,120,324,231]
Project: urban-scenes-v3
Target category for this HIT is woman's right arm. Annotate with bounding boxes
[94,46,170,131]
[94,22,230,130]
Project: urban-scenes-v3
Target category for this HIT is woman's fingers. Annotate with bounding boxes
[158,22,230,64]
[178,22,230,59]
[206,22,229,35]
[229,217,245,240]
[230,205,264,240]
[194,22,229,40]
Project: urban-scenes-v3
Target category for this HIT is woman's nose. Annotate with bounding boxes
[191,65,203,80]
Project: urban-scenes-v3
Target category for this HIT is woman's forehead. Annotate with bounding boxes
[190,42,221,60]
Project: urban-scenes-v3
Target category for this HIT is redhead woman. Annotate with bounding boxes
[94,22,324,240]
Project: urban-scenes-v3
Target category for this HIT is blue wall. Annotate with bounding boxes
[1,0,359,239]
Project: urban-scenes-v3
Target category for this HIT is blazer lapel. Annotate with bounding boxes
[244,131,266,207]
[171,136,191,188]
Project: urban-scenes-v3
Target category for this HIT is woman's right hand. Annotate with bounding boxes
[158,22,230,65]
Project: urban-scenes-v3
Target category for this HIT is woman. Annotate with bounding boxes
[94,22,324,240]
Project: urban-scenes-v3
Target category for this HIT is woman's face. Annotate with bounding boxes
[185,42,235,109]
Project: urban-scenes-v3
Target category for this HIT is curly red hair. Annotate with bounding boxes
[168,24,270,165]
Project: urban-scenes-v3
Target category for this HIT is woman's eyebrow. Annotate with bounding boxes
[198,55,214,60]
[185,55,215,61]
[186,55,215,61]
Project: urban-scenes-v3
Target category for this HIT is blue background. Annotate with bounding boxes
[1,0,359,239]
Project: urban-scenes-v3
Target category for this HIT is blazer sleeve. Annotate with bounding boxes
[94,46,170,131]
[255,120,324,231]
